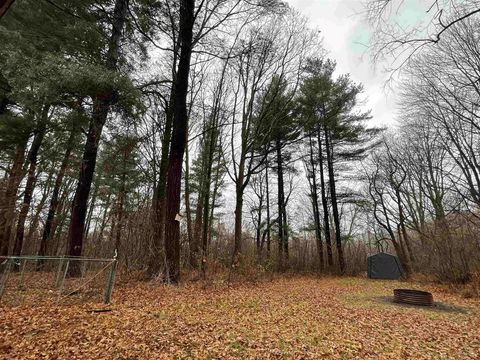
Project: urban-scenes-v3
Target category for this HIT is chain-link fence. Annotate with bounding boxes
[0,255,117,306]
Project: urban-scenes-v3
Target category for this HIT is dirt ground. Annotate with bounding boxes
[1,275,479,359]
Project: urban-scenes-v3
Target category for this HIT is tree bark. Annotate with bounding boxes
[149,93,175,276]
[200,121,219,276]
[308,133,324,271]
[317,127,333,268]
[38,137,73,258]
[208,152,222,250]
[163,0,195,284]
[13,109,48,256]
[324,127,345,274]
[84,180,98,237]
[67,0,129,276]
[276,138,288,269]
[395,188,415,264]
[184,141,195,267]
[233,166,245,265]
[114,150,128,253]
[26,168,53,249]
[147,11,183,278]
[265,157,271,256]
[0,142,26,256]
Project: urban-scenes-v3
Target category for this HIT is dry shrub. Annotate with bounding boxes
[343,241,369,276]
[411,215,480,284]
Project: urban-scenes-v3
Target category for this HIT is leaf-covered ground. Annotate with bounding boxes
[1,276,479,359]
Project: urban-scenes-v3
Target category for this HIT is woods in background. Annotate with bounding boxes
[1,0,480,284]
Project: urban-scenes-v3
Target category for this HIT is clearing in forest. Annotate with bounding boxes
[1,276,479,359]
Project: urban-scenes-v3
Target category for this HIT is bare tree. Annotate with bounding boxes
[367,0,480,70]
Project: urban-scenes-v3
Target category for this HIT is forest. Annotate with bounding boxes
[1,1,480,357]
[1,0,480,282]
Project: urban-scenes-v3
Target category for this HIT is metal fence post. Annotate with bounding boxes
[104,259,117,304]
[57,260,69,296]
[0,259,13,303]
[55,258,65,288]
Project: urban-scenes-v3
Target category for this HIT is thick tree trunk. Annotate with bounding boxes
[0,142,26,256]
[13,114,48,256]
[149,100,174,276]
[308,133,324,271]
[147,12,183,278]
[67,98,109,273]
[163,0,195,284]
[324,128,344,273]
[317,128,333,268]
[66,0,129,276]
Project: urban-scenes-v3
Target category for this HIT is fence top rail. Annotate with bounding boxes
[0,255,116,263]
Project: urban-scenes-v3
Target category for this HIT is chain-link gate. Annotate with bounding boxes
[0,255,117,306]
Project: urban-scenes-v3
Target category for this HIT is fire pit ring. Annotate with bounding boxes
[393,289,433,306]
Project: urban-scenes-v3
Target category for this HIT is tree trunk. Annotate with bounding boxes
[191,198,202,268]
[67,98,109,273]
[13,113,48,256]
[147,10,184,278]
[255,194,263,252]
[233,168,245,265]
[114,152,128,254]
[26,168,53,250]
[66,0,129,276]
[39,138,73,258]
[265,157,271,256]
[395,188,415,264]
[200,123,219,276]
[163,0,195,284]
[324,127,344,273]
[51,179,74,256]
[308,133,324,271]
[184,141,195,267]
[0,0,15,18]
[0,143,26,256]
[276,138,287,269]
[84,180,98,237]
[94,192,111,242]
[148,68,176,278]
[0,73,12,114]
[208,152,222,250]
[317,127,333,268]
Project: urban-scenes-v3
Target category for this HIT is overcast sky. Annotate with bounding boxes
[284,0,425,128]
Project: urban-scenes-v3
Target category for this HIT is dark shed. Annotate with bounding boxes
[367,252,404,280]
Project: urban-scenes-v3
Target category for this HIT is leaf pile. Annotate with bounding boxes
[1,276,479,359]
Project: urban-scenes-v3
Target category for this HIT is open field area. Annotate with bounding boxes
[1,276,479,359]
